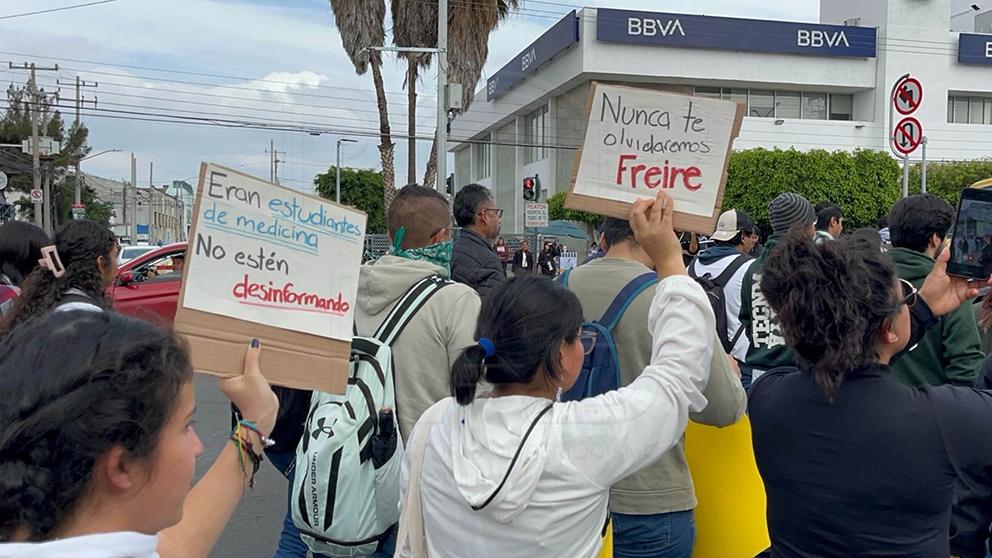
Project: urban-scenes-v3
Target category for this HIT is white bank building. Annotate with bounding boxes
[449,0,992,234]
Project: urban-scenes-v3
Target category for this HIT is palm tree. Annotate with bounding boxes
[391,0,436,186]
[422,0,520,189]
[328,0,397,207]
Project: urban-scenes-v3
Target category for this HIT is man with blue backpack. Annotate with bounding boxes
[560,217,746,558]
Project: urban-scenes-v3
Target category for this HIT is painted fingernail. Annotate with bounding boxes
[251,338,260,348]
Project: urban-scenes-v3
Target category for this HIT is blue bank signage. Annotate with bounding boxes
[487,11,579,101]
[959,33,992,65]
[597,9,877,58]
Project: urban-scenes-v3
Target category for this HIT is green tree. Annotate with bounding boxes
[314,166,387,234]
[908,158,992,208]
[0,84,91,226]
[723,148,900,232]
[547,190,604,227]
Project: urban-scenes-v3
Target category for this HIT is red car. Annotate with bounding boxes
[107,242,187,325]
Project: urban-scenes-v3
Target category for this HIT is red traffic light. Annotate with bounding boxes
[522,175,540,201]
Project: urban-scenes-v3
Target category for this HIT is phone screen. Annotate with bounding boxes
[949,188,992,280]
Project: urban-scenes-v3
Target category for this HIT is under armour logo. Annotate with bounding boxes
[311,417,336,440]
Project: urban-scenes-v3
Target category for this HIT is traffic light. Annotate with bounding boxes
[522,175,541,201]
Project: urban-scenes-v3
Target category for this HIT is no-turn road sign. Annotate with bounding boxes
[893,117,923,155]
[29,189,43,203]
[893,76,923,115]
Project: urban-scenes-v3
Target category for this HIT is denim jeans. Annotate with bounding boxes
[612,510,695,558]
[267,449,398,558]
[268,449,310,558]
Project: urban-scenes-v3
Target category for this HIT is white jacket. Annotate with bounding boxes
[0,532,158,557]
[403,275,714,558]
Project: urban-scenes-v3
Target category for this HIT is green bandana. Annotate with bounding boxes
[391,227,453,276]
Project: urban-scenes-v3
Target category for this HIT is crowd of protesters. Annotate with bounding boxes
[4,182,992,558]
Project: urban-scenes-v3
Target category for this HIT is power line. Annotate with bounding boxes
[0,0,118,21]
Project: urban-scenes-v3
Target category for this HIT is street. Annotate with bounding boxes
[192,374,286,558]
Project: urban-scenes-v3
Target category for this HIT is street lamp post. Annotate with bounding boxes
[336,138,357,204]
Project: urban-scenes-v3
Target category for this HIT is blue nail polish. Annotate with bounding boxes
[251,338,260,348]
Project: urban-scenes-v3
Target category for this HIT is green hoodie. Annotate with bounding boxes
[739,234,798,381]
[889,247,984,387]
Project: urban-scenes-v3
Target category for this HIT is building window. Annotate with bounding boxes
[970,97,986,124]
[692,87,852,120]
[694,87,721,99]
[749,90,775,118]
[524,105,548,164]
[829,94,853,121]
[775,91,801,119]
[473,135,491,180]
[802,93,828,120]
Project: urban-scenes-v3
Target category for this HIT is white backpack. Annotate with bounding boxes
[292,275,449,557]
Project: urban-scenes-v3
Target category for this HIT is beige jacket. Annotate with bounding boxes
[355,255,481,440]
[565,257,747,515]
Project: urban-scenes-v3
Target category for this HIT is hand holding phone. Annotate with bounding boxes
[947,188,992,280]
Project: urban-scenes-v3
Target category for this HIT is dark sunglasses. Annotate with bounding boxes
[897,278,918,309]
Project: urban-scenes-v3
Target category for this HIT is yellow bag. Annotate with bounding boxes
[685,416,770,558]
[597,520,613,558]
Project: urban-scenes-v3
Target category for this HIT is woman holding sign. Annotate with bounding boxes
[398,191,714,558]
[0,310,278,558]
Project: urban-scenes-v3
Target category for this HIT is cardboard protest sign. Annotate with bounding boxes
[566,82,744,233]
[174,163,366,393]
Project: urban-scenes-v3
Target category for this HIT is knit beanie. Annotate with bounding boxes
[768,193,816,234]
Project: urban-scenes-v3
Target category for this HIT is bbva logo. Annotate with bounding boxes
[797,29,851,48]
[627,17,686,38]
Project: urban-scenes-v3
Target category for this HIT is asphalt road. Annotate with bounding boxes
[192,374,289,558]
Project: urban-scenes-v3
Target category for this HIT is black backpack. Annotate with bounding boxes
[688,255,751,353]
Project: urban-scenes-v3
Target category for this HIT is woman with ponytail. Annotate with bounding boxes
[398,191,716,558]
[749,229,992,557]
[0,219,118,334]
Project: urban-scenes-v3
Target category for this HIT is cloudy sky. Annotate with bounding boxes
[0,0,818,191]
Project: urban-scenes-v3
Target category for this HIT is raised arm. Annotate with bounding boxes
[157,341,279,558]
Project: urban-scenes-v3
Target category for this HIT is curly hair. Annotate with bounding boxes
[0,310,191,541]
[0,219,116,335]
[759,231,900,400]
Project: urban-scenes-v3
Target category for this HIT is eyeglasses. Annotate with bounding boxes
[479,208,504,218]
[896,278,918,309]
[578,330,597,355]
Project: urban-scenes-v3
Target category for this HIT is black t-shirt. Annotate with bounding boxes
[750,363,992,557]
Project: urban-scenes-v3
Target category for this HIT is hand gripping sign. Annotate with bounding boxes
[174,163,367,393]
[566,82,744,234]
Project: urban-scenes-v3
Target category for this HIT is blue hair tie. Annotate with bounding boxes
[478,337,496,358]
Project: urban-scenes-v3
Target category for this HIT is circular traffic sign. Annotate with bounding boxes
[29,189,43,202]
[0,171,7,191]
[893,116,923,156]
[893,76,923,115]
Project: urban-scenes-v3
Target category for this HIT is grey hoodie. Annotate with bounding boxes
[355,255,481,440]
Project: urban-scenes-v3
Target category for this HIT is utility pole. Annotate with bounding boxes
[130,153,137,242]
[149,162,155,243]
[436,0,448,191]
[11,62,59,231]
[266,140,285,185]
[59,76,97,214]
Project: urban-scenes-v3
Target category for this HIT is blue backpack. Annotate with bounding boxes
[559,270,659,401]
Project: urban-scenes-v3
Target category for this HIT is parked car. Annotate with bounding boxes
[107,242,186,325]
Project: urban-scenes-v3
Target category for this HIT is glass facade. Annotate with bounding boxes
[694,87,854,121]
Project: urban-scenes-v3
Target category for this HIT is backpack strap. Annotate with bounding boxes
[373,275,450,346]
[599,272,659,332]
[711,254,751,287]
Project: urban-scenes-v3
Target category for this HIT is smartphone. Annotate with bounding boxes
[948,187,992,280]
